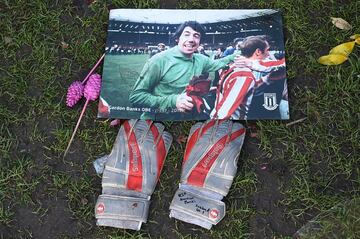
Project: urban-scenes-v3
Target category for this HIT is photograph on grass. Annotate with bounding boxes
[98,9,289,121]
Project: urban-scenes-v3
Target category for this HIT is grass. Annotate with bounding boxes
[101,54,146,118]
[294,198,360,239]
[0,0,359,238]
[0,156,40,225]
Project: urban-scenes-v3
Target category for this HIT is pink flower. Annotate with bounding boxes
[66,81,84,107]
[84,73,102,101]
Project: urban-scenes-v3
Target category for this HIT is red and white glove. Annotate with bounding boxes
[95,120,172,230]
[169,120,245,229]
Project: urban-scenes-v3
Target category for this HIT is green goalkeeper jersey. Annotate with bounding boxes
[129,46,234,120]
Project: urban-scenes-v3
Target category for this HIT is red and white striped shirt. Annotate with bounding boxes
[211,65,256,119]
[211,58,285,120]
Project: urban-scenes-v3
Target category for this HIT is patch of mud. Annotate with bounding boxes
[15,44,32,60]
[48,139,88,180]
[245,134,297,237]
[72,0,92,17]
[8,191,79,239]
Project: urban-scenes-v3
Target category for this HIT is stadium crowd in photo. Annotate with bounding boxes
[104,9,284,57]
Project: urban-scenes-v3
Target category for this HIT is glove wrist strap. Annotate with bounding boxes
[169,188,225,229]
[95,194,150,230]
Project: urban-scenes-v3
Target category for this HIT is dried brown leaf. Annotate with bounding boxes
[331,17,352,30]
[86,0,96,5]
[81,198,88,205]
[61,41,69,49]
[176,134,187,144]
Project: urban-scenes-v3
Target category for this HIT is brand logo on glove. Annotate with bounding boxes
[202,143,224,168]
[129,142,139,172]
[96,203,105,214]
[209,209,219,219]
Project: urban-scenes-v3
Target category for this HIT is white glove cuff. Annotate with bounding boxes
[95,194,150,231]
[169,188,225,230]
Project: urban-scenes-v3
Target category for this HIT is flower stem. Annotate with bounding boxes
[63,98,90,158]
[81,53,105,84]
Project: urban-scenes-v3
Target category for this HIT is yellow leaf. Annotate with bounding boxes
[331,17,352,30]
[329,41,355,56]
[355,38,360,45]
[350,34,360,40]
[318,54,348,65]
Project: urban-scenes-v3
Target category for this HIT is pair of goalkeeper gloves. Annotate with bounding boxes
[94,119,245,230]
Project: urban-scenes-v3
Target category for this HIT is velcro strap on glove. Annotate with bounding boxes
[169,188,225,229]
[95,194,150,230]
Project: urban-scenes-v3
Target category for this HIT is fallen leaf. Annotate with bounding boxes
[61,41,69,49]
[176,134,187,144]
[350,34,360,40]
[318,54,348,65]
[329,41,355,56]
[86,0,96,5]
[331,17,352,30]
[4,36,12,44]
[81,198,88,205]
[355,38,360,45]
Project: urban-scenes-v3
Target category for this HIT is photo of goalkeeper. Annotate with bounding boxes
[129,21,236,121]
[99,9,289,121]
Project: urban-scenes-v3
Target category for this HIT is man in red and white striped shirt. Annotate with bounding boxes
[211,36,285,119]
